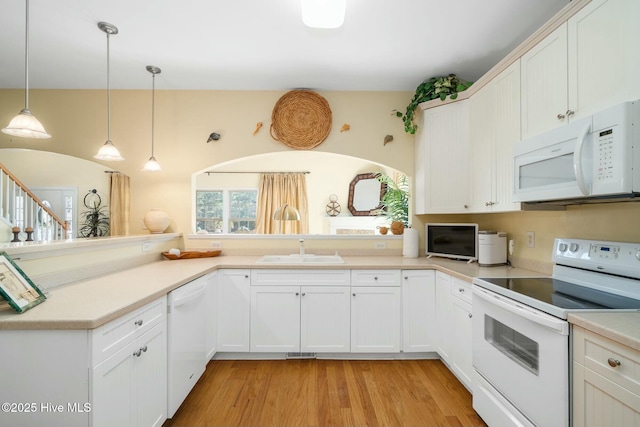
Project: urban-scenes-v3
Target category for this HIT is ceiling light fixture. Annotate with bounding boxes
[2,0,51,139]
[301,0,346,29]
[94,22,124,161]
[142,65,162,172]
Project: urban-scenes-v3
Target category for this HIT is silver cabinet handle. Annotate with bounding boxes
[557,113,566,120]
[374,277,378,280]
[607,358,621,368]
[133,349,142,357]
[134,319,143,326]
[566,109,575,117]
[458,288,465,293]
[295,292,300,296]
[141,345,148,353]
[468,313,472,318]
[352,293,356,297]
[244,275,249,278]
[301,292,306,296]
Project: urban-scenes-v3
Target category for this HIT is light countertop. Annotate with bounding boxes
[568,311,640,352]
[0,254,543,330]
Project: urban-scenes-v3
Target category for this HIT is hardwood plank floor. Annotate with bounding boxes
[164,359,487,427]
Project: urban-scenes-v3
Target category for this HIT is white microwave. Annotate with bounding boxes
[514,100,640,204]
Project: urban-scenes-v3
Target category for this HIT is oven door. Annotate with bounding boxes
[472,285,570,427]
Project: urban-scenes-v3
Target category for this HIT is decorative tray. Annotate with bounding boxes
[161,250,221,260]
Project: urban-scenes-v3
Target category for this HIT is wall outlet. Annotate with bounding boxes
[210,241,223,249]
[526,231,535,248]
[142,241,151,252]
[374,242,387,249]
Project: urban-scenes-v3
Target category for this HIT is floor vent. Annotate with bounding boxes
[286,352,316,359]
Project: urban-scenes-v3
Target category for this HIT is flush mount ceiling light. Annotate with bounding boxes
[94,22,124,161]
[301,0,346,29]
[142,65,162,172]
[2,0,51,139]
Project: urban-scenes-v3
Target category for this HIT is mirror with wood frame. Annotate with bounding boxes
[347,173,387,216]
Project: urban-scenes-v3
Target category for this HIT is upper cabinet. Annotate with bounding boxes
[521,0,640,140]
[415,100,470,214]
[469,61,521,213]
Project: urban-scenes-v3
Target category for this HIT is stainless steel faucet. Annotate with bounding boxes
[299,238,305,255]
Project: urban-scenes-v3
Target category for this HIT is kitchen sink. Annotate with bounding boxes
[256,254,344,264]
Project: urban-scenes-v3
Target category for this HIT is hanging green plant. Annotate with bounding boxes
[395,74,473,134]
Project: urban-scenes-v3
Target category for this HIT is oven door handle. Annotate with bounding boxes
[473,286,569,335]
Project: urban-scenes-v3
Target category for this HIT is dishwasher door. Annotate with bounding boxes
[167,276,208,418]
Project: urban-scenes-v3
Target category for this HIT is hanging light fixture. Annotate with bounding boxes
[142,65,162,172]
[2,0,51,139]
[94,22,124,161]
[300,0,346,29]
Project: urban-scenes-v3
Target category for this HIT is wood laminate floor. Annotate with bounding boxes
[164,359,487,427]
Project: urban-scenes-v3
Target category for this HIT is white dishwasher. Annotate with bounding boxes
[167,275,207,418]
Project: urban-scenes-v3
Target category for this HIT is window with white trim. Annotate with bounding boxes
[196,189,257,234]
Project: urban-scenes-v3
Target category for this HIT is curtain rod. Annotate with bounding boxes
[204,171,310,175]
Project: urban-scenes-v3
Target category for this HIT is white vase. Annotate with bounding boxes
[144,209,170,234]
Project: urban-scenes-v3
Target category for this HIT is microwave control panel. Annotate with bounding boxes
[596,128,615,182]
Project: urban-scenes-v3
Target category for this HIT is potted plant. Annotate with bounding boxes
[376,173,409,235]
[79,190,110,237]
[396,74,473,134]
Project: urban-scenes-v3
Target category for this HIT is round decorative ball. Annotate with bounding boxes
[144,209,170,234]
[390,221,405,235]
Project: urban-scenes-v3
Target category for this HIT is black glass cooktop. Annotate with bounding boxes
[477,277,640,311]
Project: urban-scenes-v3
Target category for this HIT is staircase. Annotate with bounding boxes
[0,162,69,242]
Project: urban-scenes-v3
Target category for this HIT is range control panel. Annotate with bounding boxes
[553,238,640,279]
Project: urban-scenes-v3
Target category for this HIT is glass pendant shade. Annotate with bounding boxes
[2,0,51,139]
[2,108,51,139]
[95,140,124,161]
[301,0,346,28]
[142,156,162,172]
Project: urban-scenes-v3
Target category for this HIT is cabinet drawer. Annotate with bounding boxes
[251,269,350,286]
[450,277,472,305]
[351,270,401,287]
[573,326,640,396]
[91,296,167,366]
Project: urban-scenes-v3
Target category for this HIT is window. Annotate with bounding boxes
[196,189,257,234]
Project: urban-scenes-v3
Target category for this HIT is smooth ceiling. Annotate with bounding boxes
[0,0,567,91]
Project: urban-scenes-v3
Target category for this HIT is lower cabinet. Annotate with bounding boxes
[217,269,251,352]
[402,270,437,352]
[572,325,640,426]
[435,272,474,390]
[351,270,401,353]
[92,321,167,427]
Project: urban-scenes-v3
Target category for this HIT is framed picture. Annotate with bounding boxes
[0,252,46,313]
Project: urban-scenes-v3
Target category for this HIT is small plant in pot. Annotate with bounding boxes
[376,173,409,235]
[395,74,473,134]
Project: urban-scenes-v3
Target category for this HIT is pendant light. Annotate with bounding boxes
[2,0,51,139]
[301,0,346,29]
[142,65,162,172]
[94,22,124,161]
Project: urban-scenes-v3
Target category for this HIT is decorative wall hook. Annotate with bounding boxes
[207,132,221,142]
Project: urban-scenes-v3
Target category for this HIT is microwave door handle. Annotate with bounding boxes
[573,123,592,196]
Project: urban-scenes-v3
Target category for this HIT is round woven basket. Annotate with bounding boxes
[270,90,332,150]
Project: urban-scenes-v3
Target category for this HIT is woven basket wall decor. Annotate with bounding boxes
[270,89,332,149]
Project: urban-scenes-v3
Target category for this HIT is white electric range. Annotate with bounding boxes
[471,238,640,427]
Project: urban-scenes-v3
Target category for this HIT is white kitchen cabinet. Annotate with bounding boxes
[205,271,218,360]
[450,278,474,390]
[217,269,251,352]
[521,0,640,139]
[572,326,640,426]
[249,269,351,353]
[434,271,453,361]
[351,270,401,353]
[401,270,437,352]
[91,296,168,427]
[469,61,521,213]
[414,100,470,214]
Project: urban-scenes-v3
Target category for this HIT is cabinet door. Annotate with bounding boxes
[250,285,301,352]
[92,343,137,427]
[568,0,640,118]
[205,271,218,360]
[135,322,167,427]
[434,272,453,362]
[217,270,251,352]
[521,23,568,139]
[469,83,496,212]
[401,270,436,352]
[421,101,470,213]
[452,297,473,390]
[300,286,351,353]
[573,361,640,427]
[351,286,401,353]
